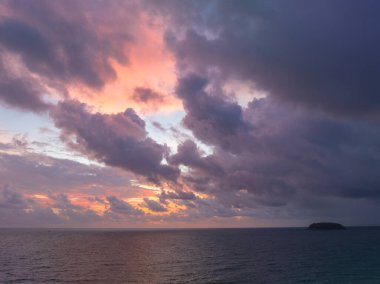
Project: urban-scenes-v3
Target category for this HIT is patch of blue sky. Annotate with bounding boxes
[145,109,213,156]
[0,105,99,165]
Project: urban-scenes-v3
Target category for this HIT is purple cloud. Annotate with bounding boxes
[106,196,144,216]
[144,198,167,212]
[0,0,135,112]
[133,87,165,104]
[176,74,250,152]
[162,0,380,119]
[169,95,380,212]
[50,100,179,182]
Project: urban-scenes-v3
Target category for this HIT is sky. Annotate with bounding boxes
[1,0,380,228]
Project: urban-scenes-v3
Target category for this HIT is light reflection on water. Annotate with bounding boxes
[0,227,380,283]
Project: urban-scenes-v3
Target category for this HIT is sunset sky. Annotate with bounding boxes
[1,0,380,228]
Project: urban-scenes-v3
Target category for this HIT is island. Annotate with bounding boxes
[308,222,346,230]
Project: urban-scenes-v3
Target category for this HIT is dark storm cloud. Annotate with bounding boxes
[152,0,380,221]
[50,100,179,182]
[169,96,380,210]
[162,0,380,119]
[176,74,250,152]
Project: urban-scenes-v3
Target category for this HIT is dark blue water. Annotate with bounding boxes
[0,227,379,283]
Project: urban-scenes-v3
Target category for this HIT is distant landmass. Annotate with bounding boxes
[308,222,346,230]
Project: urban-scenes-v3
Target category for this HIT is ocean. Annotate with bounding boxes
[0,227,379,283]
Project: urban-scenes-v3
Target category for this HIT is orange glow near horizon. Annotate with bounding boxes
[26,186,209,218]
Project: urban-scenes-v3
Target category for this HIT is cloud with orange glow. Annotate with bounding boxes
[1,0,380,228]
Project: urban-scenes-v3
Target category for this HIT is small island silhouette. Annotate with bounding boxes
[308,222,346,230]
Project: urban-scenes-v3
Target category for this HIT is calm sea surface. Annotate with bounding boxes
[0,227,380,283]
